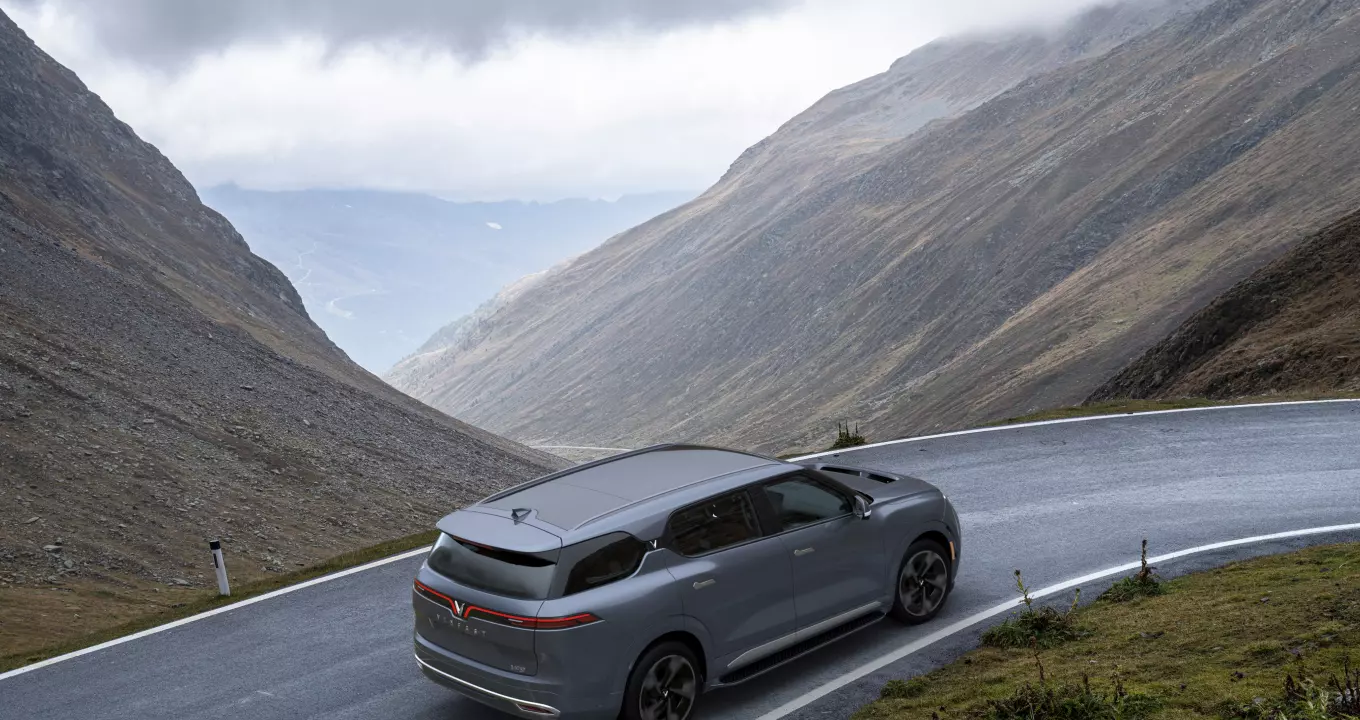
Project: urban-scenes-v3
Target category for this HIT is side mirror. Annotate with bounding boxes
[853,495,872,519]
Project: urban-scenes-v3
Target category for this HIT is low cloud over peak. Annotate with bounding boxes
[7,0,793,67]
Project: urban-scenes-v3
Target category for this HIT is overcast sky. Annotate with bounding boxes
[3,0,1106,201]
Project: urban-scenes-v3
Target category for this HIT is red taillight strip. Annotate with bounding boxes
[414,580,464,616]
[413,580,600,629]
[465,606,600,630]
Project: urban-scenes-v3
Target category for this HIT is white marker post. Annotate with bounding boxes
[209,539,230,596]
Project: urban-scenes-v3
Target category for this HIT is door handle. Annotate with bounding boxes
[693,579,716,590]
[793,547,815,556]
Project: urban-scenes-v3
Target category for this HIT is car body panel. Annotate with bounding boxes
[413,444,962,719]
[666,539,797,671]
[776,514,886,629]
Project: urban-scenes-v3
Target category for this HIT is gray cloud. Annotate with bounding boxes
[10,0,793,66]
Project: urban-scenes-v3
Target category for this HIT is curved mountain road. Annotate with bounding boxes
[4,401,1359,720]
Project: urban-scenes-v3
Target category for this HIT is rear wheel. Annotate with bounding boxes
[890,539,951,624]
[623,641,701,720]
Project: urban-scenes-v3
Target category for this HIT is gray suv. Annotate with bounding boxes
[412,444,962,720]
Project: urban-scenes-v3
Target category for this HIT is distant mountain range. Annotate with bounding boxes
[388,0,1360,454]
[200,186,692,372]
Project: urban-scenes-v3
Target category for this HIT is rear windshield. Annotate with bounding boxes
[427,531,646,600]
[427,533,557,600]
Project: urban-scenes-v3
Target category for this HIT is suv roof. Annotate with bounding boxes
[479,445,779,532]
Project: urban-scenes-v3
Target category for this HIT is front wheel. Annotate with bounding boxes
[622,641,701,720]
[890,539,951,624]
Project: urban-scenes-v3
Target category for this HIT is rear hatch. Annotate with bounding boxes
[414,509,562,676]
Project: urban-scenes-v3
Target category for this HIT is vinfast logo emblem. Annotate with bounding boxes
[415,580,469,620]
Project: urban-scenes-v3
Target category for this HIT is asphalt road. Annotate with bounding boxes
[5,402,1360,720]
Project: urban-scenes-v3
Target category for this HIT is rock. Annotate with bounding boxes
[62,559,74,569]
[302,418,312,427]
[169,578,191,586]
[23,516,39,524]
[142,418,155,425]
[42,544,62,553]
[239,384,255,391]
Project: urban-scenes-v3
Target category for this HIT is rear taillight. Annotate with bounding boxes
[414,580,600,630]
[467,607,601,630]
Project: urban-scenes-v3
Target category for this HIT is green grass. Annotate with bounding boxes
[1102,540,1168,604]
[0,530,438,673]
[854,542,1360,720]
[982,571,1086,650]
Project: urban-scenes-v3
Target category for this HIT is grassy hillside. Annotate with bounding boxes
[1092,208,1360,402]
[858,542,1360,720]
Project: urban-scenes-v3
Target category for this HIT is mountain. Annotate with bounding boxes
[1091,208,1360,401]
[389,0,1360,455]
[200,185,692,372]
[0,10,563,661]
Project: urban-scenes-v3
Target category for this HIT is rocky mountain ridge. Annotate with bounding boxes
[0,9,562,660]
[390,0,1360,454]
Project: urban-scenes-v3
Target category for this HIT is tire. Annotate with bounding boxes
[622,641,702,720]
[890,538,952,624]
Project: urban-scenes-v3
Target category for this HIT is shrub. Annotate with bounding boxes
[829,421,867,450]
[982,570,1085,649]
[1103,540,1166,603]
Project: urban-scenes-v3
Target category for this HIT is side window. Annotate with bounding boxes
[668,491,762,557]
[562,533,645,596]
[763,476,851,531]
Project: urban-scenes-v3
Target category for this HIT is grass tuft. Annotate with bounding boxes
[829,421,868,450]
[880,678,929,700]
[1104,540,1167,603]
[982,674,1162,720]
[983,570,1085,649]
[1220,656,1360,720]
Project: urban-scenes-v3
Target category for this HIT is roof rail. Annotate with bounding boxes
[479,443,772,504]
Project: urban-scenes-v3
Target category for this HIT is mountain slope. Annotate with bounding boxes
[1090,208,1360,400]
[390,0,1360,454]
[201,186,692,372]
[0,10,562,658]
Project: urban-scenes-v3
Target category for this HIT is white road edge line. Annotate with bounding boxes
[794,398,1360,460]
[753,522,1360,720]
[0,545,434,682]
[3,399,1352,682]
[533,445,633,452]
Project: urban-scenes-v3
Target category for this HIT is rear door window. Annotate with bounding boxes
[427,533,557,600]
[668,490,762,556]
[560,532,646,596]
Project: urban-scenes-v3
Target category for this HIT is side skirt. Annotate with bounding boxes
[714,612,885,687]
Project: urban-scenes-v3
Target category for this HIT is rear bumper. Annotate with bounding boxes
[416,653,559,718]
[415,631,616,720]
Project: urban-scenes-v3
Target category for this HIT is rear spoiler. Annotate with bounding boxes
[798,461,905,485]
[435,508,563,555]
